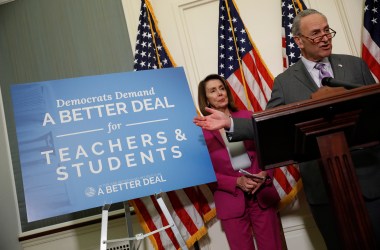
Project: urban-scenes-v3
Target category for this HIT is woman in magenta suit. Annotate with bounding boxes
[198,74,282,250]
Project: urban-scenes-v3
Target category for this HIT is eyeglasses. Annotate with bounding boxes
[299,28,337,44]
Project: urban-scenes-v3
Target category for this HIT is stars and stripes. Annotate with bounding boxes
[133,1,174,71]
[130,1,215,249]
[218,0,302,209]
[282,0,307,69]
[362,0,380,82]
[218,0,273,112]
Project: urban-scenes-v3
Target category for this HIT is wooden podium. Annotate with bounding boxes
[251,84,380,250]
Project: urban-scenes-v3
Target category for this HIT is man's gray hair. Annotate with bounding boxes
[291,9,327,36]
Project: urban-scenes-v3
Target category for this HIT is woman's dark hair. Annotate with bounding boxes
[198,74,238,116]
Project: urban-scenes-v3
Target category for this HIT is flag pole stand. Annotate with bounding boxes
[99,193,188,250]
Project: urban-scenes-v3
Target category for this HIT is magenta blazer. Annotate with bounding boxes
[203,110,279,220]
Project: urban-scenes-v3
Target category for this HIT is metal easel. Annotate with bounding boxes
[100,193,188,250]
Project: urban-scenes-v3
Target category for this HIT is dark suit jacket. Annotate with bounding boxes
[230,54,380,204]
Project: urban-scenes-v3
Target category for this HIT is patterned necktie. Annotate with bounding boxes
[315,62,332,83]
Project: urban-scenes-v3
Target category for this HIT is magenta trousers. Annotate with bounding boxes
[221,197,282,250]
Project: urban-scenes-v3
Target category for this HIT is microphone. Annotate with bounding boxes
[321,77,362,89]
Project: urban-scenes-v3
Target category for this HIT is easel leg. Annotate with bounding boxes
[124,201,135,250]
[100,197,189,250]
[100,204,111,250]
[156,194,188,250]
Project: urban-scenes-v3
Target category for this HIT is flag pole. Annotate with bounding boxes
[144,0,177,69]
[131,1,215,249]
[232,0,275,105]
[292,0,305,13]
[224,0,253,111]
[145,0,163,69]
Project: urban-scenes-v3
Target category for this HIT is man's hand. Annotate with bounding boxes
[193,107,231,131]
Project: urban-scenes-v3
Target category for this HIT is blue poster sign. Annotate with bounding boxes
[11,67,216,222]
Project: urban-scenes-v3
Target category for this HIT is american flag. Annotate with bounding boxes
[218,0,302,209]
[362,0,380,82]
[282,0,307,69]
[130,1,215,249]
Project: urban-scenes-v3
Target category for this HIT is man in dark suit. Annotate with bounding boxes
[194,9,380,250]
[264,8,380,250]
